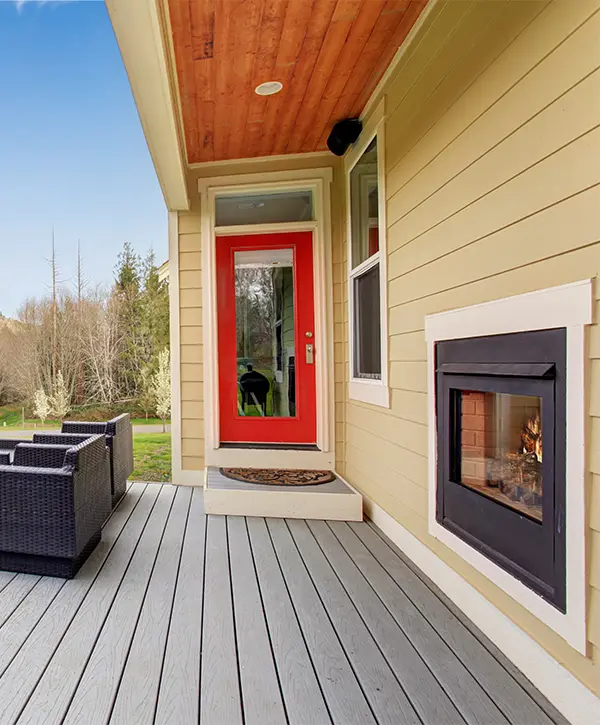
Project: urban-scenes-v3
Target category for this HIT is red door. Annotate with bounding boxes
[216,232,317,444]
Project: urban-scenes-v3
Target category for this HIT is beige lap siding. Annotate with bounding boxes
[178,208,204,472]
[343,0,600,694]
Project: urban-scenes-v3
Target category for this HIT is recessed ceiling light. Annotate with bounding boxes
[255,81,283,96]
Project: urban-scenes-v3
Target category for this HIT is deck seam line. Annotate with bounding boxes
[105,486,179,725]
[152,487,195,725]
[59,483,164,724]
[325,521,469,725]
[0,578,68,680]
[244,516,290,725]
[197,509,209,725]
[344,522,508,724]
[305,520,424,725]
[364,518,565,725]
[0,573,17,598]
[284,518,379,725]
[352,523,517,723]
[264,518,334,725]
[225,516,246,725]
[10,482,150,724]
[0,576,41,630]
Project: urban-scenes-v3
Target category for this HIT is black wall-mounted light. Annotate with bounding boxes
[326,118,363,156]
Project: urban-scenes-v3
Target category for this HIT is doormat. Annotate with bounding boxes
[220,468,336,486]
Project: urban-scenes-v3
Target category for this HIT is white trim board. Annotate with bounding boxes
[198,167,335,469]
[364,495,600,725]
[168,211,183,485]
[425,280,593,655]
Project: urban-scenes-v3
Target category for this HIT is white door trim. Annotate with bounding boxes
[198,168,335,469]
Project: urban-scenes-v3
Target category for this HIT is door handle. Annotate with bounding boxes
[306,344,314,364]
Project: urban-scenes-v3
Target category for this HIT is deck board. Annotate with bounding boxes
[329,521,508,725]
[0,484,567,725]
[227,515,287,725]
[200,514,243,725]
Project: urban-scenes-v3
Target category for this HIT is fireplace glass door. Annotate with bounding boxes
[456,390,543,522]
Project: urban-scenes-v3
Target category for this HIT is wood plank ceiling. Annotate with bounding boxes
[167,0,428,164]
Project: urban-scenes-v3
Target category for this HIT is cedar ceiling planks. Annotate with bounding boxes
[167,0,429,164]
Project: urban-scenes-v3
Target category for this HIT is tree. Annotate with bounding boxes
[50,370,71,420]
[138,365,156,420]
[152,348,171,432]
[33,387,51,425]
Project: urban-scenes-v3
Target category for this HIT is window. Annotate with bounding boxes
[347,126,389,407]
[215,190,313,226]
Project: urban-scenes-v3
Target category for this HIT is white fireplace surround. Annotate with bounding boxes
[425,280,592,654]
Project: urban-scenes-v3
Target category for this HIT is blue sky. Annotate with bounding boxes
[0,0,167,317]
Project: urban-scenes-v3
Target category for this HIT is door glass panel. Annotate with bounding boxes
[216,190,313,226]
[235,249,296,417]
[456,390,542,522]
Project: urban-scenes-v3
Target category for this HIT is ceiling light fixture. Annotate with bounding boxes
[255,81,283,96]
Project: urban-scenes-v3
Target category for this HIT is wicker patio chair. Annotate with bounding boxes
[37,414,134,508]
[0,435,111,578]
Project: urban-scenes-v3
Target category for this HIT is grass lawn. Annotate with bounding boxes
[0,406,170,430]
[131,433,172,482]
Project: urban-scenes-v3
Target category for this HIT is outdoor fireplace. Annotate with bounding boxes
[436,329,566,611]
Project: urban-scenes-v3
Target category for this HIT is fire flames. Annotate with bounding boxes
[521,412,542,462]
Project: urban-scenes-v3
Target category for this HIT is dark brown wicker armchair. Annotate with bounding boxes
[0,435,110,578]
[36,413,134,508]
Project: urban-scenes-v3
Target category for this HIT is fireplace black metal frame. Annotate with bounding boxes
[436,329,567,612]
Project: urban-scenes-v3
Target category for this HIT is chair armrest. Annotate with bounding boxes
[0,466,77,558]
[34,433,93,447]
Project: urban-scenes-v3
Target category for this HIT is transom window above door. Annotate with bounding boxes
[215,190,313,227]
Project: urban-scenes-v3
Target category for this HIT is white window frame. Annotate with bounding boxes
[345,107,389,408]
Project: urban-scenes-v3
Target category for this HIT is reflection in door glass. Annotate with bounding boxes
[235,249,296,418]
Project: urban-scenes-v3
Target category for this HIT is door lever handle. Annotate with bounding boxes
[306,344,314,364]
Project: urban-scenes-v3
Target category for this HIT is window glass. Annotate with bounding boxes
[234,249,296,417]
[350,137,379,268]
[354,264,381,379]
[216,190,313,226]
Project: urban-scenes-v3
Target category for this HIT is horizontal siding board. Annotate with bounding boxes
[181,326,203,345]
[178,214,202,235]
[179,270,201,289]
[182,419,204,439]
[180,308,202,326]
[346,403,427,456]
[386,0,600,197]
[388,244,600,336]
[592,475,600,533]
[182,382,204,401]
[179,233,202,252]
[181,363,203,382]
[181,401,204,420]
[384,1,548,186]
[180,252,202,271]
[389,185,600,303]
[180,288,202,308]
[388,71,600,251]
[181,345,202,364]
[346,422,428,487]
[388,12,600,223]
[182,455,204,471]
[389,125,600,282]
[182,438,203,457]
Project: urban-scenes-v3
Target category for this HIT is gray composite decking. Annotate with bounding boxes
[0,482,568,725]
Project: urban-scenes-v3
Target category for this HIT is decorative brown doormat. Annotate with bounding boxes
[220,468,336,486]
